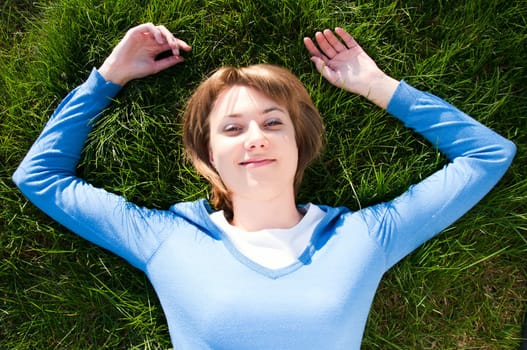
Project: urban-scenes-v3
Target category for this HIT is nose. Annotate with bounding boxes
[244,122,268,150]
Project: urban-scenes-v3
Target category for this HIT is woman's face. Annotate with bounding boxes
[208,85,298,201]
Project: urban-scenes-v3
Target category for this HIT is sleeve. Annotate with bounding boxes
[12,68,175,271]
[362,81,516,270]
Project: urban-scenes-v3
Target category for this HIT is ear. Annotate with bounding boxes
[208,147,215,166]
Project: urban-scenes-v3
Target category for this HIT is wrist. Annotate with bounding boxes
[361,74,400,110]
[98,59,128,86]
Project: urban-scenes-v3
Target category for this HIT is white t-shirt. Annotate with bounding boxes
[210,204,325,269]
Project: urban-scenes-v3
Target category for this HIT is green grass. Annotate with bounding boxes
[1,0,526,348]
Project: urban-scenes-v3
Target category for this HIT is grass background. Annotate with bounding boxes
[1,0,526,348]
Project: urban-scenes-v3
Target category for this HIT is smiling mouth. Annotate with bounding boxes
[239,159,275,167]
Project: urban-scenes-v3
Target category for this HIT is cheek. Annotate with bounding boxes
[291,146,300,172]
[209,137,239,168]
[275,135,299,178]
[282,135,299,161]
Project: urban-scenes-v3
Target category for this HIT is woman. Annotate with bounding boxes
[13,23,516,349]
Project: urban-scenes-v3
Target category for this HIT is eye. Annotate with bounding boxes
[223,124,243,135]
[264,118,283,128]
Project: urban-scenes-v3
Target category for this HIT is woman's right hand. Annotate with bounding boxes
[98,23,191,86]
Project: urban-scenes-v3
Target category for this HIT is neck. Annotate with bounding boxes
[230,189,302,232]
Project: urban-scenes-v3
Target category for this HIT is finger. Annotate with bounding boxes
[322,29,347,53]
[157,25,180,56]
[175,38,192,52]
[155,43,178,57]
[130,22,155,37]
[156,26,192,57]
[157,25,178,46]
[315,31,338,58]
[310,56,339,85]
[310,56,326,74]
[153,42,190,62]
[154,54,185,72]
[134,23,165,44]
[153,25,170,45]
[303,37,325,59]
[335,27,360,50]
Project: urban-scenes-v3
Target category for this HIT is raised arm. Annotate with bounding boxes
[13,24,190,270]
[305,28,516,268]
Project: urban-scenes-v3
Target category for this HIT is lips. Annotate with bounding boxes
[239,158,275,167]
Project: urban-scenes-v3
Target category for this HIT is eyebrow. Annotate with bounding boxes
[224,106,286,119]
[263,106,286,114]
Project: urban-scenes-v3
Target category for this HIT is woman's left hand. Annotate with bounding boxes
[304,27,398,108]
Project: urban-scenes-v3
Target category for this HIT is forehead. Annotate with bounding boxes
[210,85,287,118]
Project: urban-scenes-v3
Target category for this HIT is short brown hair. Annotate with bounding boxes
[183,64,324,219]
